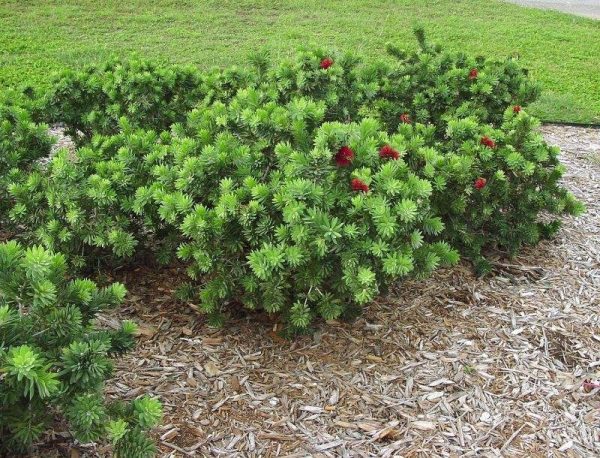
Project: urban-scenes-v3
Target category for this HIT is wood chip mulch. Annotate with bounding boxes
[39,126,600,457]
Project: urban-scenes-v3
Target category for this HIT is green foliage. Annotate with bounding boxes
[7,119,170,268]
[0,90,53,225]
[2,31,582,330]
[0,241,161,454]
[408,109,584,274]
[40,57,204,142]
[364,28,541,135]
[264,48,375,122]
[164,108,459,332]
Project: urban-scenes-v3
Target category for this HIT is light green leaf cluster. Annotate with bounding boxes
[0,241,160,454]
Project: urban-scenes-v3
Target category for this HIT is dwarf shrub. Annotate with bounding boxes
[232,29,539,135]
[1,31,580,332]
[363,28,540,135]
[398,108,584,273]
[0,241,161,455]
[163,116,458,331]
[41,58,204,142]
[398,106,584,274]
[129,90,329,236]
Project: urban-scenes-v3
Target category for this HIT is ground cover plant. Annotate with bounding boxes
[0,241,162,456]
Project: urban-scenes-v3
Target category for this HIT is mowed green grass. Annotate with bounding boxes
[1,0,599,123]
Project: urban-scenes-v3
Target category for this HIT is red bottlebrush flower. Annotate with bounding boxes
[320,57,334,70]
[335,146,354,167]
[480,135,496,149]
[583,379,600,393]
[474,177,487,190]
[399,113,412,124]
[379,144,400,160]
[513,105,522,114]
[351,178,369,193]
[469,68,478,80]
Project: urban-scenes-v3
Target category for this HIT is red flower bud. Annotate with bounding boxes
[469,68,478,80]
[335,146,354,167]
[474,177,487,190]
[320,57,334,70]
[351,178,369,193]
[399,113,412,124]
[480,135,496,149]
[379,144,400,160]
[513,105,522,114]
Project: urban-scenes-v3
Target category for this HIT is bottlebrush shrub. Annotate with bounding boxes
[8,119,168,268]
[40,57,204,142]
[264,48,379,123]
[402,109,584,274]
[0,93,54,223]
[171,118,459,331]
[0,241,161,455]
[364,28,540,135]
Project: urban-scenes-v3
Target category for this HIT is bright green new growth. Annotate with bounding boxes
[0,241,161,454]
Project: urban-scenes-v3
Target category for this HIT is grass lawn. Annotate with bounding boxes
[0,0,598,123]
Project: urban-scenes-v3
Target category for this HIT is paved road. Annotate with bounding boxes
[506,0,600,19]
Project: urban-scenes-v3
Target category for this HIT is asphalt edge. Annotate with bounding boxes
[540,121,600,129]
